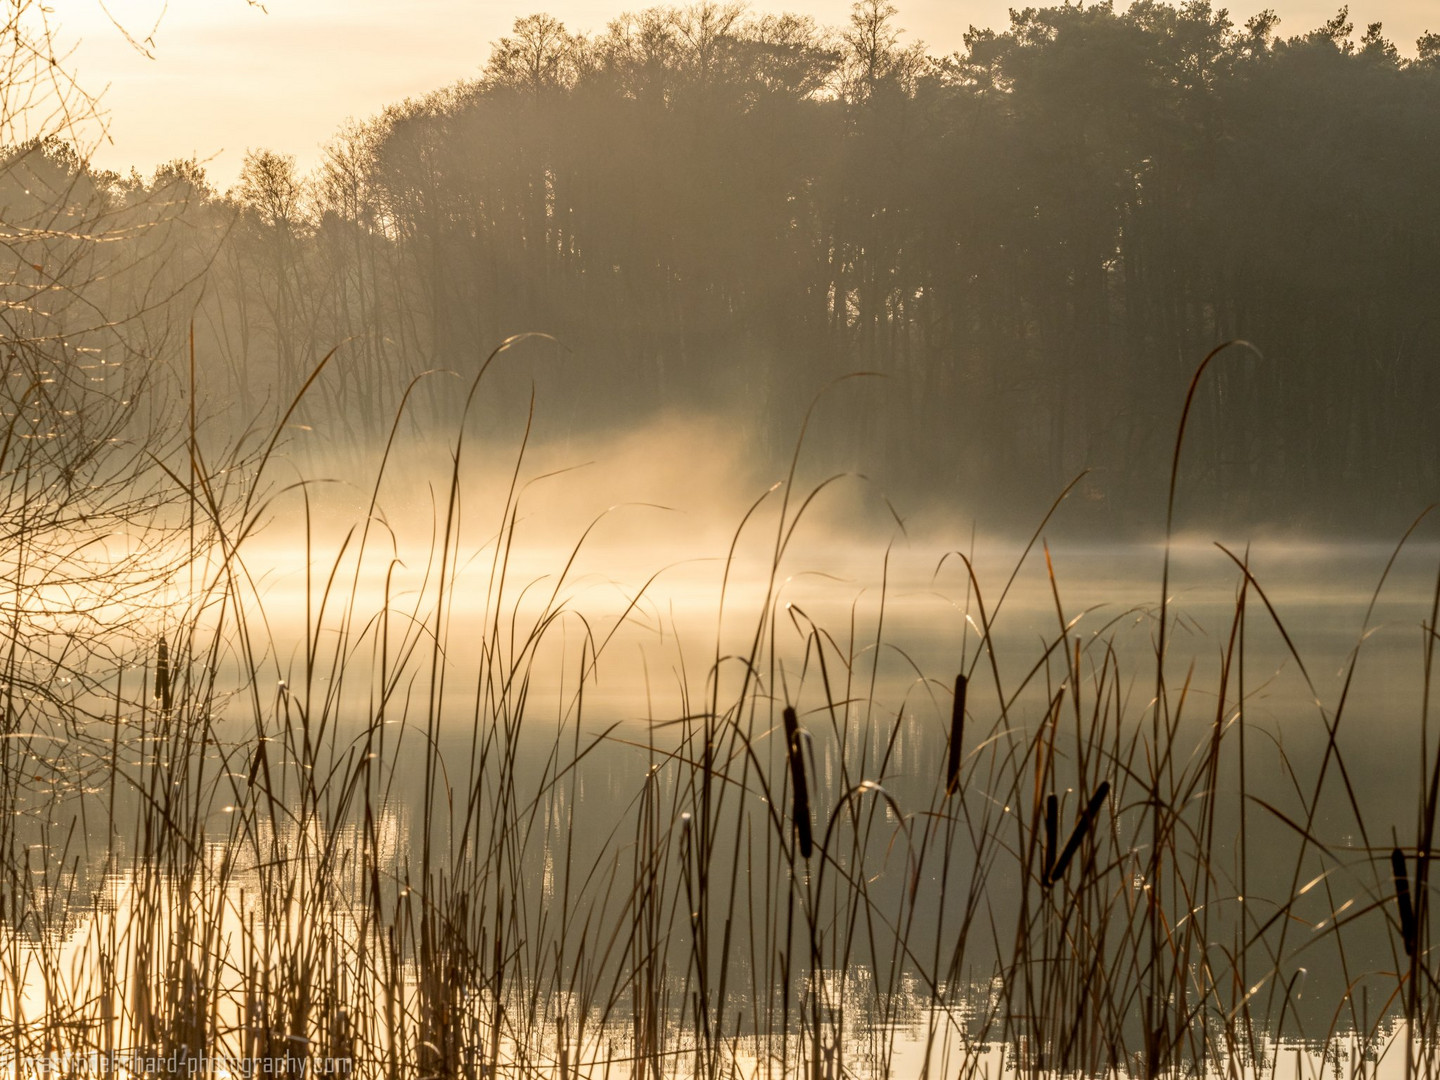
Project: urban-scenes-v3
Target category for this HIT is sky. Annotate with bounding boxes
[55,0,1436,191]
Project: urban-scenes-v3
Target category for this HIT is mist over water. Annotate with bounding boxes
[251,412,1440,846]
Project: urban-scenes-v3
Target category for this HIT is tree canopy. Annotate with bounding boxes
[35,1,1440,530]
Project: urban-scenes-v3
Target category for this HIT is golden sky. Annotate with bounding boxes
[58,0,1436,190]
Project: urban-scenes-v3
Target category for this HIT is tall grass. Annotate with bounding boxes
[0,339,1437,1079]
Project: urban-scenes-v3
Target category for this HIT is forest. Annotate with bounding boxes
[7,0,1438,530]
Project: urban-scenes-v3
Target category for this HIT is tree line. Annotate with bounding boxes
[11,0,1439,529]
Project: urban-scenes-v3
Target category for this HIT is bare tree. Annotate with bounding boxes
[485,13,582,94]
[0,2,213,844]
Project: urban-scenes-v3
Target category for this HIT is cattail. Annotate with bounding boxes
[155,635,173,711]
[783,706,813,860]
[946,673,968,796]
[1049,781,1111,885]
[1392,847,1416,957]
[1044,792,1058,885]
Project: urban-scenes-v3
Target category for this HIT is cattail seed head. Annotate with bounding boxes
[783,706,813,860]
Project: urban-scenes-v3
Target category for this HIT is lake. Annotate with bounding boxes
[2,462,1437,1079]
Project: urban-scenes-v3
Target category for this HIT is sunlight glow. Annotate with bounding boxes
[53,0,1437,189]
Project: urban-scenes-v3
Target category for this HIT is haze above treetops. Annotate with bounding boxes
[56,0,1439,191]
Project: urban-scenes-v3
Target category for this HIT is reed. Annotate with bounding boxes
[1393,847,1416,958]
[0,341,1435,1080]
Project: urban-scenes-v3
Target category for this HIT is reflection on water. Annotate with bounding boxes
[3,504,1439,1077]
